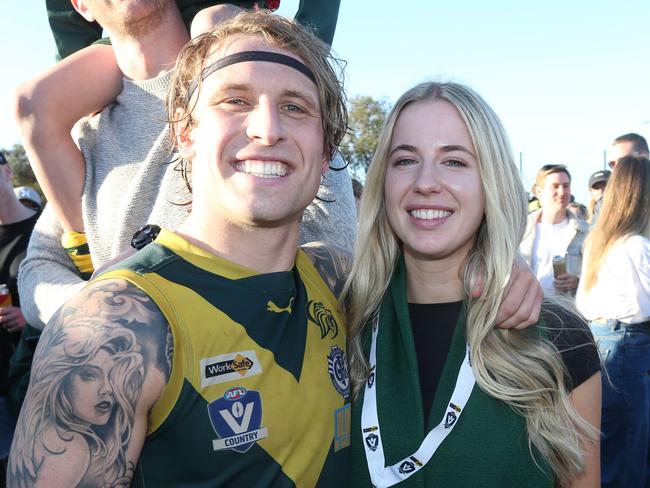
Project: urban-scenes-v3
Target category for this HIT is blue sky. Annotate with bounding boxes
[2,0,649,204]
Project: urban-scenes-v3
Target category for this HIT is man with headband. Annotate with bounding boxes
[9,12,352,487]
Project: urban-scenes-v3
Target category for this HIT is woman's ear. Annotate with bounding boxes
[174,108,195,161]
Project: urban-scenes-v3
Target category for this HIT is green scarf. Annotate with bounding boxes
[349,257,553,487]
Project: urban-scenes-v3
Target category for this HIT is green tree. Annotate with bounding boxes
[340,95,389,177]
[1,144,44,200]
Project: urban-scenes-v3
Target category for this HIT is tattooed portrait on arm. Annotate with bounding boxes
[7,280,171,488]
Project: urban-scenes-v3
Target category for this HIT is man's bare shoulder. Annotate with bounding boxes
[7,278,173,488]
[301,242,352,299]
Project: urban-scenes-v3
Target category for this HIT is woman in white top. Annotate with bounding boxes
[577,155,650,487]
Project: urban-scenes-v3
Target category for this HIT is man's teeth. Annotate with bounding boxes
[409,209,452,220]
[236,161,287,178]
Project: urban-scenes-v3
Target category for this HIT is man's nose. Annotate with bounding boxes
[246,97,284,145]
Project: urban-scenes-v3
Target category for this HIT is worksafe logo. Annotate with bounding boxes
[200,350,262,387]
[208,387,268,453]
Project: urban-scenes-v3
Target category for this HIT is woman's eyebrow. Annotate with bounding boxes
[389,144,417,157]
[439,144,476,157]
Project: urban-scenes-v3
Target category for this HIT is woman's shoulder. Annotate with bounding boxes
[539,301,600,391]
[621,234,650,255]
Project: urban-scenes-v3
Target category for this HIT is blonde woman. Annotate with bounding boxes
[577,155,650,487]
[346,82,601,487]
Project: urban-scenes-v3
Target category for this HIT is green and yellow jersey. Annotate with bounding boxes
[97,229,350,487]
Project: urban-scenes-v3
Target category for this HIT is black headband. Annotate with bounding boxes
[186,50,316,102]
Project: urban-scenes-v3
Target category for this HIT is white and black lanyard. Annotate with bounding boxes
[361,317,476,487]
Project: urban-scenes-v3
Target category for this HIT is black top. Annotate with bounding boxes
[0,213,39,306]
[0,212,39,393]
[410,301,600,423]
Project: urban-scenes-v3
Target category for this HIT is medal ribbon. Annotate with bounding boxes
[361,315,476,487]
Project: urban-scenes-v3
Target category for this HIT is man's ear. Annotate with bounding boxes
[174,108,195,161]
[71,0,96,22]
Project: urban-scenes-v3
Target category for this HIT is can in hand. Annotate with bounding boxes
[0,284,12,307]
[552,255,566,278]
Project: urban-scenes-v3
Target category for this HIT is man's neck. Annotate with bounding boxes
[0,194,35,225]
[111,6,189,80]
[539,208,567,225]
[177,212,301,274]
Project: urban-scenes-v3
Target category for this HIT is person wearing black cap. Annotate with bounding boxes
[587,169,610,223]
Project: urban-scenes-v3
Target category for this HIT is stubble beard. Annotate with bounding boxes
[95,0,174,40]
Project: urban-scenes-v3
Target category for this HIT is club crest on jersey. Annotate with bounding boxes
[327,346,350,398]
[307,300,339,339]
[444,403,462,429]
[208,387,268,453]
[200,350,262,387]
[365,433,379,452]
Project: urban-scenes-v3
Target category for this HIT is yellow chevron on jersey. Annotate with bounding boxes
[96,229,350,487]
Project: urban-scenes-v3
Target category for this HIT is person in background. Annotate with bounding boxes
[586,170,609,224]
[608,133,649,169]
[12,187,42,213]
[345,81,600,488]
[520,164,589,295]
[568,202,589,222]
[577,155,650,488]
[0,152,39,478]
[591,133,649,225]
[528,191,541,213]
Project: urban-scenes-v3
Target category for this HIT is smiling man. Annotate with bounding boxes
[9,12,351,487]
[520,164,589,295]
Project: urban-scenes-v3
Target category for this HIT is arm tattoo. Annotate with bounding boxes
[7,279,171,488]
[302,243,352,299]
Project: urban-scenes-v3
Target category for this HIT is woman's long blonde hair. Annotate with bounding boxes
[582,156,650,291]
[344,82,595,485]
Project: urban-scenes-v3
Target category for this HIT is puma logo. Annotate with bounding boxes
[267,297,294,314]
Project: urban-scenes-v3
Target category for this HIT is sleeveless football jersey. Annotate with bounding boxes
[96,229,350,487]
